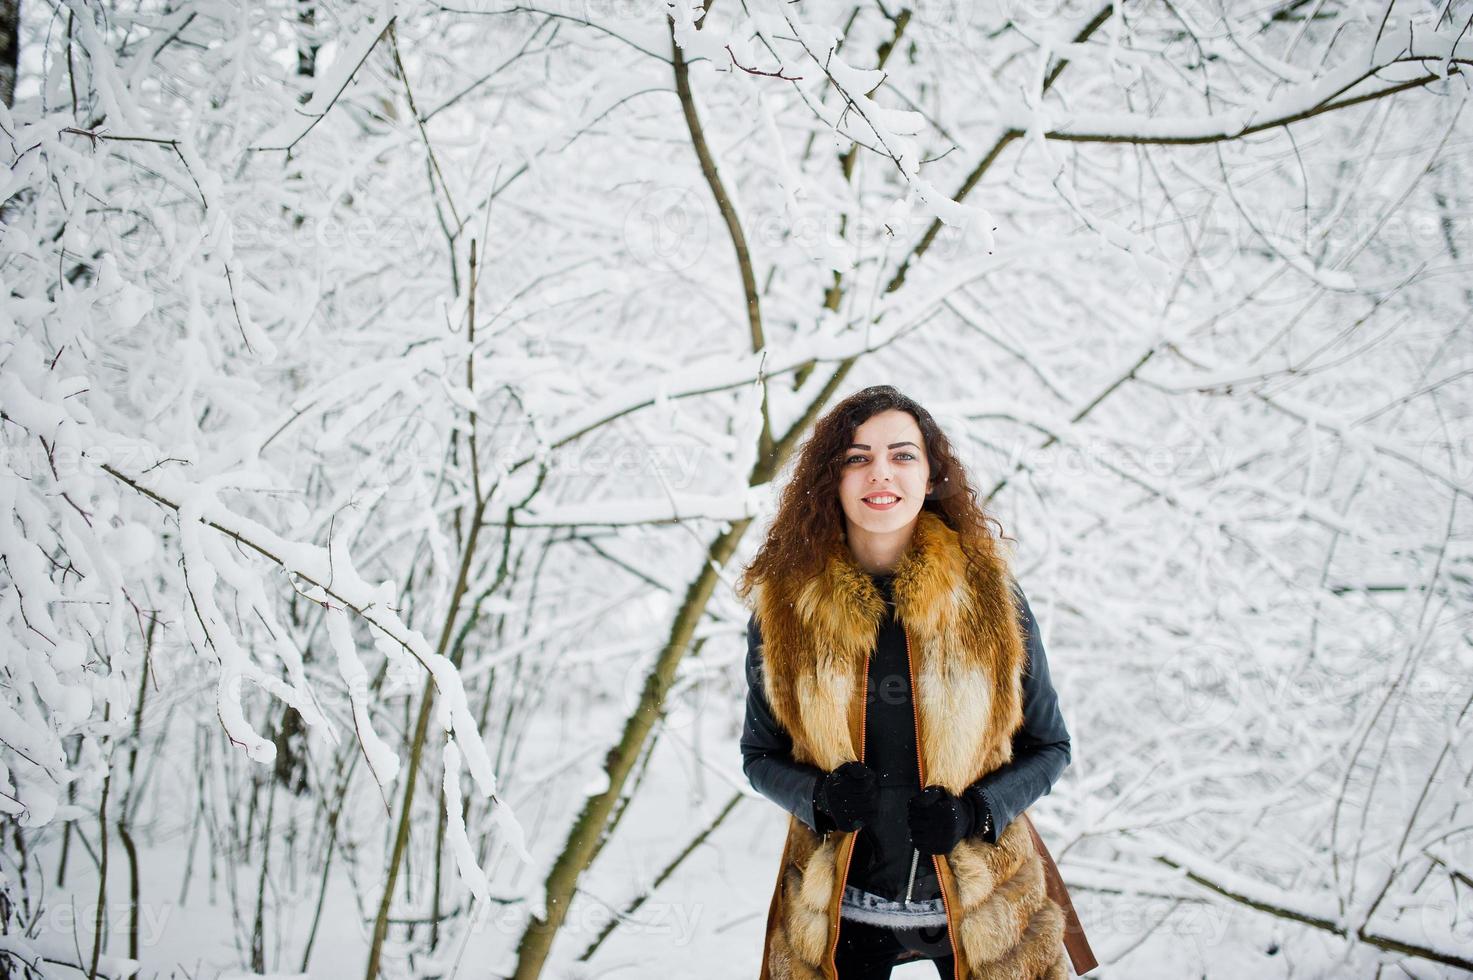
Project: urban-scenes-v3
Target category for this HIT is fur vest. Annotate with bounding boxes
[749,509,1087,979]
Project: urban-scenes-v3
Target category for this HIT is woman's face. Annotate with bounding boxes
[837,409,934,537]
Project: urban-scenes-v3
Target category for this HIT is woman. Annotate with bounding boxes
[737,386,1095,979]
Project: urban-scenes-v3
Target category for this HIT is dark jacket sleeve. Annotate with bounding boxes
[963,579,1072,843]
[740,612,834,834]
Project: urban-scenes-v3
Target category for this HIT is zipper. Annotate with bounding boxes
[904,623,961,979]
[827,647,869,978]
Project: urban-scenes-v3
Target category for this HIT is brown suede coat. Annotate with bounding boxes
[749,510,1090,979]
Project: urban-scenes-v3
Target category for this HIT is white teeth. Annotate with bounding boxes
[866,495,897,504]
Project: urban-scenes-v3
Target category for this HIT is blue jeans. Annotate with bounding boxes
[834,916,957,979]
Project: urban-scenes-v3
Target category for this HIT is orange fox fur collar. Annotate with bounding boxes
[752,508,1026,791]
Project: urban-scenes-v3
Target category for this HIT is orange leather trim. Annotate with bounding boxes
[1022,812,1098,976]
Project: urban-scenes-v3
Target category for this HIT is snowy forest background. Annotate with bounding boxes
[1,0,1471,977]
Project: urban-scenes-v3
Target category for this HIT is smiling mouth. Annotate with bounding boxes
[862,493,900,506]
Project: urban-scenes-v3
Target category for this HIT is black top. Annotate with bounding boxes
[842,571,941,900]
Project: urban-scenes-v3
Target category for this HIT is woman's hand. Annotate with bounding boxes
[814,760,880,832]
[906,784,986,855]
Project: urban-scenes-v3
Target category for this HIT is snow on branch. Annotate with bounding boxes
[253,2,399,153]
[775,11,996,254]
[665,1,996,254]
[1012,16,1472,145]
[96,444,501,792]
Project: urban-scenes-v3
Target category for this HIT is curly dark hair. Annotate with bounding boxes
[735,384,1013,603]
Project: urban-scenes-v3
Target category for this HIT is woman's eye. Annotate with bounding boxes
[845,452,916,464]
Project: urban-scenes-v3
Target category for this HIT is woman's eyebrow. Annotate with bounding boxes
[847,441,920,450]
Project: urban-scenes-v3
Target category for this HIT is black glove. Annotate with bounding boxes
[906,784,989,855]
[813,761,879,832]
